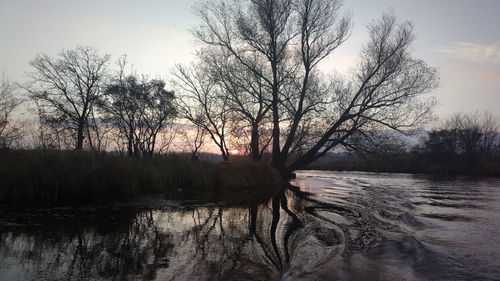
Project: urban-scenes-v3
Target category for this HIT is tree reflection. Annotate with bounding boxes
[0,188,347,280]
[0,210,174,280]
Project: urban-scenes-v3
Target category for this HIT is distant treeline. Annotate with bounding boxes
[307,152,500,176]
[308,112,500,176]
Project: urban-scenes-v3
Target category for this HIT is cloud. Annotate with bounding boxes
[436,41,500,64]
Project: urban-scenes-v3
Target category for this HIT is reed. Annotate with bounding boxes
[0,150,284,208]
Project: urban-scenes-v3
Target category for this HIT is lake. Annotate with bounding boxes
[1,171,500,280]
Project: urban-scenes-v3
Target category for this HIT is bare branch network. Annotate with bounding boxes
[8,0,442,174]
[174,0,439,173]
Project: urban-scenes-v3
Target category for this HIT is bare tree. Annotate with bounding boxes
[138,78,177,156]
[180,124,207,160]
[195,0,294,165]
[194,0,350,169]
[202,50,273,161]
[101,65,176,156]
[172,63,232,161]
[444,111,498,156]
[0,72,22,148]
[193,1,438,174]
[478,112,499,154]
[24,46,111,149]
[85,108,114,152]
[155,123,179,154]
[287,13,438,171]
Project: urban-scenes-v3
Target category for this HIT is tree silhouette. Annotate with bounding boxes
[0,72,22,148]
[187,0,438,174]
[424,112,498,162]
[173,63,232,161]
[25,46,111,150]
[101,58,176,156]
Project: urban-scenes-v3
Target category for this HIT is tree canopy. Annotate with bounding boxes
[172,0,439,174]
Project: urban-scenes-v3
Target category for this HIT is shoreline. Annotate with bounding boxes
[303,164,500,178]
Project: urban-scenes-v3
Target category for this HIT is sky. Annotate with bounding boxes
[1,0,499,123]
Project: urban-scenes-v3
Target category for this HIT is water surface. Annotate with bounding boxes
[1,171,499,280]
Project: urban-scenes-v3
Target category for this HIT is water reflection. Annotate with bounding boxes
[1,172,500,280]
[0,210,172,280]
[0,189,342,280]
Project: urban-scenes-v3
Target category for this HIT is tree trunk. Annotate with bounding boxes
[270,72,281,167]
[127,130,134,157]
[76,122,85,150]
[278,70,310,168]
[133,143,140,157]
[149,133,157,157]
[250,122,260,162]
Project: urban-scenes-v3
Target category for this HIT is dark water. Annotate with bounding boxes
[1,171,500,281]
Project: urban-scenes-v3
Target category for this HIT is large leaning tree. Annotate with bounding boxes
[188,0,438,174]
[24,46,111,150]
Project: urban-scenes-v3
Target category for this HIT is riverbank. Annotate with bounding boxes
[306,153,500,177]
[0,150,285,208]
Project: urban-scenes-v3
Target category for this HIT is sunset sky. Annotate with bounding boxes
[1,0,499,122]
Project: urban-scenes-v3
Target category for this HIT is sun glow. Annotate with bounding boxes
[230,149,240,155]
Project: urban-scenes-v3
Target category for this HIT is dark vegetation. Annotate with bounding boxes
[307,151,500,176]
[307,113,500,176]
[0,150,284,208]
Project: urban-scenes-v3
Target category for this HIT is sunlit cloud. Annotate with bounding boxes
[436,41,500,64]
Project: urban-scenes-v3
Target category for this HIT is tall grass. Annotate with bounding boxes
[0,150,284,208]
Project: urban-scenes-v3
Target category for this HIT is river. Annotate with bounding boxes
[1,171,499,280]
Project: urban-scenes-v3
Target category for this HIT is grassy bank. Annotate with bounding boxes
[0,150,284,208]
[306,152,500,177]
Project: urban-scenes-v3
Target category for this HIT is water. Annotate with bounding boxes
[1,171,500,280]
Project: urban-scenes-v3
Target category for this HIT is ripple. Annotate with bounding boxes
[419,213,474,222]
